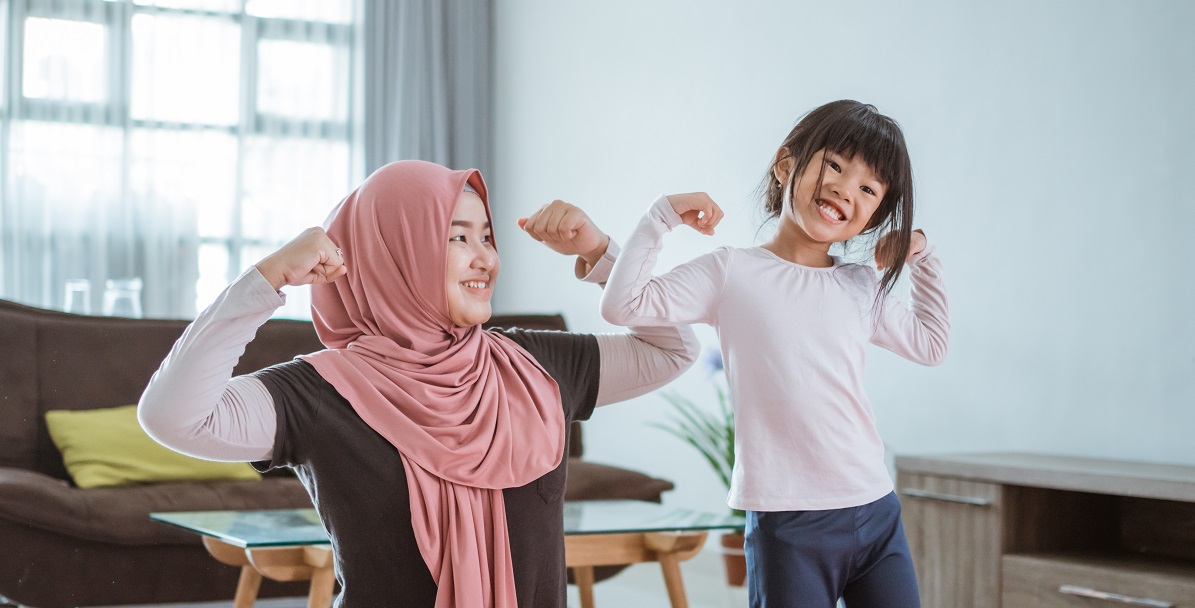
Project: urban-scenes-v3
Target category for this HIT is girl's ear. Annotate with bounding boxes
[773,149,794,187]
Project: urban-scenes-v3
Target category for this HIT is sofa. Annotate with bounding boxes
[0,298,674,608]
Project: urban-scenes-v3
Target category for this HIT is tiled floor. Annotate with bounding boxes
[92,548,749,608]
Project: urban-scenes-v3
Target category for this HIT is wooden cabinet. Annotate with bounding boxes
[1003,553,1195,607]
[899,474,1003,608]
[896,453,1195,608]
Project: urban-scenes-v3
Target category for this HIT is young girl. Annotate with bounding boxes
[600,100,949,607]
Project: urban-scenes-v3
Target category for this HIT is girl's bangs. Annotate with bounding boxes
[820,113,906,189]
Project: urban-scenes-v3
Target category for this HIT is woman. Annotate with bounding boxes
[138,160,697,607]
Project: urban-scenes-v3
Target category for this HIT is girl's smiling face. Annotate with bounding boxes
[775,148,887,248]
[444,190,499,327]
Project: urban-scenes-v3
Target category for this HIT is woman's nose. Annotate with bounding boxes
[472,245,497,269]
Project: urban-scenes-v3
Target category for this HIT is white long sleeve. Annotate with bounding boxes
[871,243,950,365]
[138,268,284,462]
[139,244,700,462]
[576,241,700,406]
[600,195,725,327]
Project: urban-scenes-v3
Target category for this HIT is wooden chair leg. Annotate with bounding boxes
[573,565,596,608]
[233,564,263,608]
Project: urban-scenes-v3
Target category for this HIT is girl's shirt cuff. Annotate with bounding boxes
[908,237,937,266]
[576,240,622,284]
[653,194,684,229]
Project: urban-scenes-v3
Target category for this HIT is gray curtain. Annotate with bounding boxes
[363,0,491,177]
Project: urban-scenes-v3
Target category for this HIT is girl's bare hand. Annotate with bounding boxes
[255,227,348,291]
[875,229,927,271]
[665,192,724,236]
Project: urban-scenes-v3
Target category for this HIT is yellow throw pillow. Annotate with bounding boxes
[45,404,261,488]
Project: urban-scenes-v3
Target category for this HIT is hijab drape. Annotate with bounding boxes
[301,160,565,607]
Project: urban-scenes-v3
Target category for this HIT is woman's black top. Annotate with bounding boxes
[253,328,599,607]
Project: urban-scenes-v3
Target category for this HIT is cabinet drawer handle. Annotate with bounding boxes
[899,488,992,506]
[1059,585,1174,608]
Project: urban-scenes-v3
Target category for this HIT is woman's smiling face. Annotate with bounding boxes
[444,191,499,327]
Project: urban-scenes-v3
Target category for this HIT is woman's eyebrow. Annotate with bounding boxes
[450,220,492,229]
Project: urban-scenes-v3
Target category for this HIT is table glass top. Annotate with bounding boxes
[151,500,745,548]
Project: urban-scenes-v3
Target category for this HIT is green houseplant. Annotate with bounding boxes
[653,348,747,586]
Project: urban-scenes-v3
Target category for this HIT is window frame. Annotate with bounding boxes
[1,0,355,302]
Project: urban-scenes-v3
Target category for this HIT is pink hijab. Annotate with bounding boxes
[301,160,565,607]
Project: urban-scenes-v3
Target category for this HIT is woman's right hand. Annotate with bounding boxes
[255,227,348,291]
[665,192,724,236]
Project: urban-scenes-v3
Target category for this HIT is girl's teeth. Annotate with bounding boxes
[819,202,844,220]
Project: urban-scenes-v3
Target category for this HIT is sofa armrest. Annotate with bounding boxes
[564,458,674,503]
[0,467,75,524]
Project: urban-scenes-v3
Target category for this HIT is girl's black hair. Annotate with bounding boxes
[759,100,914,302]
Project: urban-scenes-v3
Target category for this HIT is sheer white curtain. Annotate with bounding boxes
[0,0,357,319]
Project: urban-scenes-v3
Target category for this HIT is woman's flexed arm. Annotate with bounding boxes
[138,227,346,461]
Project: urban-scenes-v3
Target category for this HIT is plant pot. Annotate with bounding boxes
[720,531,747,587]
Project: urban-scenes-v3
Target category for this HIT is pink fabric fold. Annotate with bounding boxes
[300,160,565,608]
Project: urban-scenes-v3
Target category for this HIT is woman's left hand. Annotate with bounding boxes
[875,229,927,271]
[519,200,611,267]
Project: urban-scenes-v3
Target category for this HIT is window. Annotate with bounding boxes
[0,0,357,319]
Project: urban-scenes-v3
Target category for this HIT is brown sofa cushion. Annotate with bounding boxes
[0,468,310,545]
[564,458,675,502]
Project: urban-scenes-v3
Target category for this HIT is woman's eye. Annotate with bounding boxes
[482,234,493,243]
[449,235,466,243]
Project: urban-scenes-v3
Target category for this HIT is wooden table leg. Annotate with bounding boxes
[573,565,596,608]
[563,529,711,608]
[202,537,261,608]
[307,566,336,608]
[657,553,688,608]
[199,538,336,608]
[644,531,707,608]
[233,565,263,608]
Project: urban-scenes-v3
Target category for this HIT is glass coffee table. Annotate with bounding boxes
[152,500,744,608]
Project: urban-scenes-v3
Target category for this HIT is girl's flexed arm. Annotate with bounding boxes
[599,193,727,327]
[578,241,702,406]
[520,200,700,406]
[870,231,950,365]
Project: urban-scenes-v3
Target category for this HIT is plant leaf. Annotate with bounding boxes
[652,389,736,491]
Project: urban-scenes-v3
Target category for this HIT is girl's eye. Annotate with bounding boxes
[861,186,876,196]
[827,159,842,172]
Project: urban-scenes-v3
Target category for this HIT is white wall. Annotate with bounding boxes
[490,0,1195,516]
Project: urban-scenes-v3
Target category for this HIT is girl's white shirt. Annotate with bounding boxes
[138,244,699,463]
[601,195,950,512]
